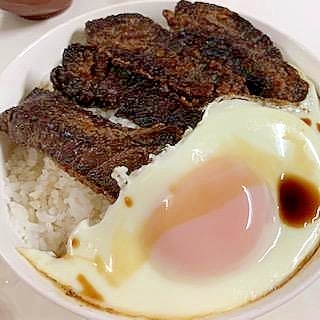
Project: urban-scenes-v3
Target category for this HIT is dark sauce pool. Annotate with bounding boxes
[278,173,320,227]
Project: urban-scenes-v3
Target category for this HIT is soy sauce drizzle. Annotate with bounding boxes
[301,117,312,126]
[76,274,103,301]
[278,173,320,227]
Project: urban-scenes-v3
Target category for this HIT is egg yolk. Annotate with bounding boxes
[142,157,275,278]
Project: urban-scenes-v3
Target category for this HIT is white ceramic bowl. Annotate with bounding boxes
[0,1,320,319]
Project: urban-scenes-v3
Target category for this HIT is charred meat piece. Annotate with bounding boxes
[55,14,247,113]
[51,46,204,129]
[51,1,308,134]
[163,0,308,102]
[85,13,215,101]
[167,30,249,97]
[86,14,167,51]
[164,0,279,57]
[99,66,203,128]
[50,43,146,109]
[115,87,203,129]
[50,43,109,107]
[0,89,183,201]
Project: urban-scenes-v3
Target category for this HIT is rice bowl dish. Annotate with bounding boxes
[1,1,320,320]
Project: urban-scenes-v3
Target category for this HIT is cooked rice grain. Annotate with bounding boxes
[5,144,110,255]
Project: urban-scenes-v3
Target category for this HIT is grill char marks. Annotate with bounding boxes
[102,67,203,128]
[51,1,309,133]
[163,0,308,102]
[51,44,203,129]
[50,43,112,108]
[166,30,249,97]
[85,13,215,101]
[0,89,182,202]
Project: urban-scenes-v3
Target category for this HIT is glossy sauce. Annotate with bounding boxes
[71,237,80,249]
[301,117,312,126]
[278,173,320,227]
[124,196,133,208]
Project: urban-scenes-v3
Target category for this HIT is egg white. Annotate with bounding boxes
[20,95,320,319]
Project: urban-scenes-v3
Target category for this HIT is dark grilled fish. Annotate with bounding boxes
[51,43,203,129]
[163,0,309,102]
[0,88,183,202]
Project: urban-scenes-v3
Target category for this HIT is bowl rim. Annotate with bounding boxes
[0,1,320,319]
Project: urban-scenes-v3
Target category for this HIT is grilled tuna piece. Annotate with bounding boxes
[163,0,308,102]
[50,44,104,107]
[85,13,216,101]
[50,0,308,135]
[97,66,203,128]
[52,2,308,132]
[0,88,182,202]
[51,44,203,129]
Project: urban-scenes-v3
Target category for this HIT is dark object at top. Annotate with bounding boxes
[0,0,72,20]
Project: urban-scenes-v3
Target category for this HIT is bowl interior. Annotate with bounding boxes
[0,1,320,319]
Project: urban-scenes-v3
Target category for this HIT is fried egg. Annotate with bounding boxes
[20,97,320,319]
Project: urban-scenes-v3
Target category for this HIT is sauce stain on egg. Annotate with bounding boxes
[124,196,133,208]
[301,117,312,126]
[278,173,320,227]
[76,274,104,302]
[71,237,80,249]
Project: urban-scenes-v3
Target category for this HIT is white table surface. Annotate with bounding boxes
[0,1,320,319]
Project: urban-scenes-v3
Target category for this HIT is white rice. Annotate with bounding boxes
[5,144,110,255]
[3,93,138,256]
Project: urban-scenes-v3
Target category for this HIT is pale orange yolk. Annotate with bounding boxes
[141,157,275,278]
